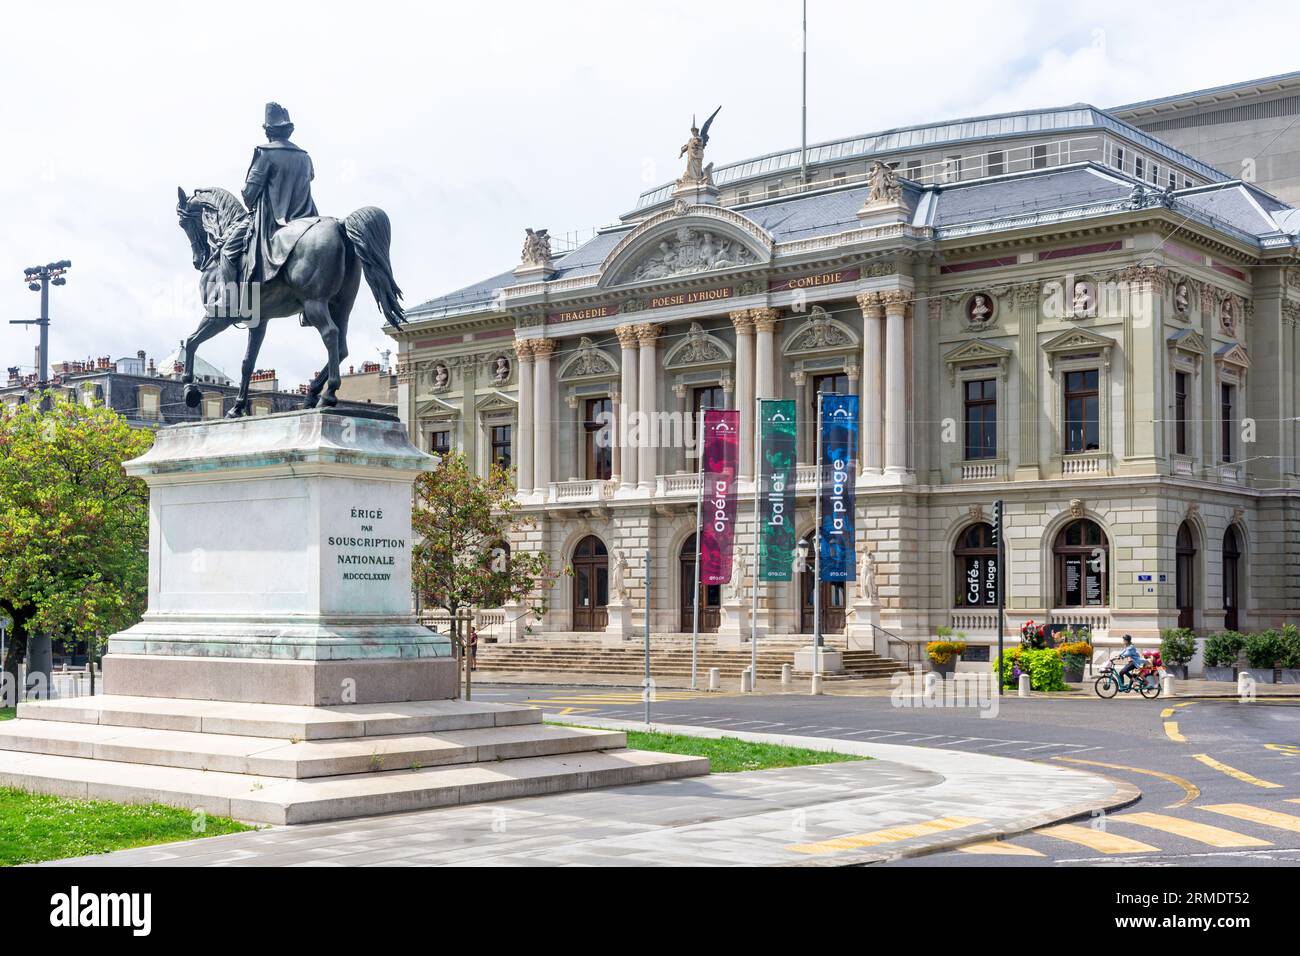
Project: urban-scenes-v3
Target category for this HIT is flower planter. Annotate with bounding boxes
[929,658,956,676]
[1246,669,1279,685]
[1062,662,1085,683]
[1204,666,1236,682]
[1165,664,1189,680]
[1279,669,1300,685]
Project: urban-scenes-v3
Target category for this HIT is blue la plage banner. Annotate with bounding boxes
[818,394,858,582]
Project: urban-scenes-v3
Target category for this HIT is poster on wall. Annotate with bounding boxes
[699,408,740,585]
[818,394,858,582]
[758,400,797,580]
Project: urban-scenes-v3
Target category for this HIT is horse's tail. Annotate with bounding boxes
[344,206,404,329]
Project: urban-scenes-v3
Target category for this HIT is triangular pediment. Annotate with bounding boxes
[1167,328,1206,354]
[943,339,1011,384]
[599,204,773,288]
[1215,342,1251,369]
[1042,327,1115,355]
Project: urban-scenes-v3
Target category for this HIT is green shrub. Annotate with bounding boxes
[1279,624,1300,670]
[1203,631,1246,668]
[1244,630,1285,670]
[993,646,1066,692]
[1159,628,1197,666]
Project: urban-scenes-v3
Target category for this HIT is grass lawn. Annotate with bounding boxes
[557,725,867,773]
[0,789,253,866]
[0,708,13,721]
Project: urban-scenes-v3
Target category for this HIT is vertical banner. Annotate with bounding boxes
[818,394,858,582]
[758,399,797,580]
[699,408,740,585]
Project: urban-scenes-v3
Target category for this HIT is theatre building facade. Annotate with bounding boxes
[391,98,1300,663]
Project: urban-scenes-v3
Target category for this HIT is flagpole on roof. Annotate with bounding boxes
[800,0,808,185]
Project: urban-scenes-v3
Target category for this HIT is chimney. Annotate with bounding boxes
[249,369,278,392]
[137,349,146,360]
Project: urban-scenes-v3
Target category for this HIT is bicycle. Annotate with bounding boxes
[1094,656,1162,699]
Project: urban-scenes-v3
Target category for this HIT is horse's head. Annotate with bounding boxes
[176,186,246,272]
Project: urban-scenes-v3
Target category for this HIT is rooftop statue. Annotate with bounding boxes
[175,103,405,416]
[867,160,901,204]
[678,106,721,187]
[520,227,552,267]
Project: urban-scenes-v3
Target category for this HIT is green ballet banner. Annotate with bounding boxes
[758,399,797,580]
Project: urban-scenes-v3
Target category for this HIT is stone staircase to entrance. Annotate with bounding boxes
[475,639,908,682]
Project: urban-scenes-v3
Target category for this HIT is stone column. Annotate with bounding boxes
[566,394,581,481]
[532,339,556,494]
[616,326,639,491]
[882,291,911,476]
[857,292,884,476]
[610,388,622,487]
[514,340,534,493]
[752,307,778,399]
[635,323,660,490]
[731,310,756,480]
[673,384,689,473]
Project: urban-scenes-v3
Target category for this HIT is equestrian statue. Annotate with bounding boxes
[175,102,404,415]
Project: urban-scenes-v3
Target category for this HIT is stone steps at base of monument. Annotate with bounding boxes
[0,746,708,826]
[13,695,541,741]
[475,645,907,680]
[0,718,628,779]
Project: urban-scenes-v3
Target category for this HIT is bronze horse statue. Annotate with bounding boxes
[175,186,403,414]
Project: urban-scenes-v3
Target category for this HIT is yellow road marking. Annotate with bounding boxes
[1161,707,1175,718]
[1191,754,1283,789]
[1036,823,1158,854]
[787,816,984,855]
[1114,812,1270,848]
[551,707,599,716]
[1164,721,1186,743]
[957,840,1043,857]
[1199,804,1300,834]
[1265,744,1300,757]
[1053,756,1200,809]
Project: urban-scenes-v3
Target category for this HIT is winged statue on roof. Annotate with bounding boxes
[678,105,721,186]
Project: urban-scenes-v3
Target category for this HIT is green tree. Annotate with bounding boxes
[0,395,153,697]
[410,453,555,688]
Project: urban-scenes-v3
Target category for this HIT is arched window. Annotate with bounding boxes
[571,536,608,631]
[1175,522,1196,629]
[954,522,997,607]
[1053,519,1108,607]
[1222,526,1241,631]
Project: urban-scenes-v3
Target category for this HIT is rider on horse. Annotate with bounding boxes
[216,103,318,317]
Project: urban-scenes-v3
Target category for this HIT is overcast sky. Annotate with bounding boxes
[3,0,1299,388]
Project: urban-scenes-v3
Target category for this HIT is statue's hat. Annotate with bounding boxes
[263,102,292,129]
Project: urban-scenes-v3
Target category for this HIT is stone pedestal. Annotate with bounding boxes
[794,646,844,674]
[672,181,720,205]
[847,602,882,654]
[103,408,453,706]
[855,199,909,228]
[602,603,634,643]
[716,601,750,647]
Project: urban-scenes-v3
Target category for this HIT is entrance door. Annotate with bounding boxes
[1222,527,1240,631]
[798,534,846,634]
[679,534,721,632]
[571,535,609,631]
[1176,522,1196,629]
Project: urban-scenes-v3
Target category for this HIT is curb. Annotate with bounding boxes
[551,714,1142,867]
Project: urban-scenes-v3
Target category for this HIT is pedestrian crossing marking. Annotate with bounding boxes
[956,840,1043,857]
[1199,804,1300,834]
[1035,823,1158,854]
[1052,756,1200,809]
[1113,812,1270,848]
[1191,754,1283,789]
[1163,721,1186,743]
[786,816,984,855]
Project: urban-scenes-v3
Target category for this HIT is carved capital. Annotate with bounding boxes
[634,323,661,345]
[750,307,780,332]
[856,291,884,317]
[614,324,640,349]
[881,290,912,316]
[513,340,535,362]
[729,309,755,334]
[531,339,557,360]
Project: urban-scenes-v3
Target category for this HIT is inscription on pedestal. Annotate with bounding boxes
[329,507,408,585]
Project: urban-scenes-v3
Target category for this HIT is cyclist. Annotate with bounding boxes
[1115,634,1144,686]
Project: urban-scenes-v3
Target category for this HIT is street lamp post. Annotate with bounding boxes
[10,260,71,697]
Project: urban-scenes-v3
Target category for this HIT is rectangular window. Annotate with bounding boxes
[490,424,512,472]
[906,160,922,180]
[945,155,962,181]
[1221,383,1235,463]
[583,398,612,480]
[1150,162,1160,184]
[766,182,781,199]
[963,378,997,460]
[1114,147,1126,172]
[987,151,1005,176]
[1168,171,1177,190]
[1174,371,1188,456]
[1063,369,1100,453]
[833,170,847,184]
[430,429,451,457]
[1032,144,1048,169]
[1135,156,1145,180]
[736,189,750,203]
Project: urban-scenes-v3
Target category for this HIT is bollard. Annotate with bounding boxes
[1018,673,1031,698]
[810,673,823,696]
[1162,674,1176,698]
[741,667,753,693]
[781,663,792,685]
[708,667,720,692]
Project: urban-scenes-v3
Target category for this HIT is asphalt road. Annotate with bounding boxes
[475,682,1300,867]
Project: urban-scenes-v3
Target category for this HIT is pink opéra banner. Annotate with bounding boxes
[699,408,740,585]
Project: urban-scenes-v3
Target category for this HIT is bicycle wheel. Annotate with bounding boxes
[1094,674,1118,699]
[1140,677,1162,699]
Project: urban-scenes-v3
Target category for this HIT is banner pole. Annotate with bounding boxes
[691,408,705,691]
[813,391,823,677]
[645,544,652,723]
[750,397,761,692]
